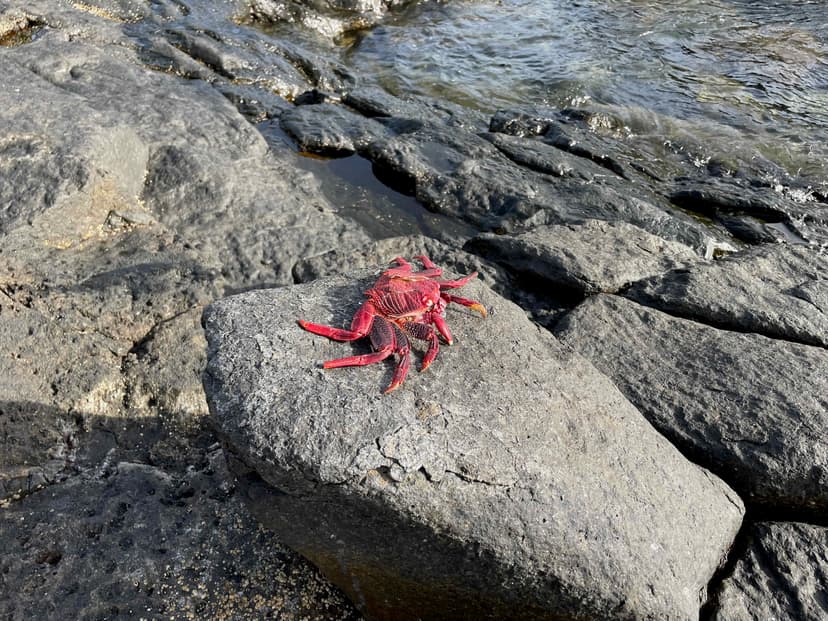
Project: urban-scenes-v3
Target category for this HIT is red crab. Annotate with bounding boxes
[298,255,487,393]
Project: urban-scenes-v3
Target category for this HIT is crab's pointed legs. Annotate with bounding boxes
[433,314,454,345]
[403,321,440,372]
[298,301,377,341]
[411,255,443,278]
[311,316,412,394]
[444,294,487,317]
[435,271,478,290]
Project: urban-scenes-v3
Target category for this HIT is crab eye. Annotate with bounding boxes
[422,296,433,308]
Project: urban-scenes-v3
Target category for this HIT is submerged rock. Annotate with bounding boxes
[710,521,828,621]
[627,243,828,348]
[204,272,743,620]
[555,295,828,514]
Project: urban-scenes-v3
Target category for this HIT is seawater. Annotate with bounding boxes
[342,0,828,182]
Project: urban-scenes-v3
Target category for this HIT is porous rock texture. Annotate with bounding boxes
[555,294,828,515]
[3,0,825,617]
[0,457,359,620]
[203,272,744,620]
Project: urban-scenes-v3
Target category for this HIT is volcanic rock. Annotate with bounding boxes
[466,219,698,295]
[555,294,828,514]
[203,272,744,620]
[627,243,828,348]
[710,521,828,621]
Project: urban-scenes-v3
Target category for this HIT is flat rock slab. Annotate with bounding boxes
[466,219,698,295]
[627,243,828,348]
[711,521,828,621]
[203,272,743,620]
[555,295,828,514]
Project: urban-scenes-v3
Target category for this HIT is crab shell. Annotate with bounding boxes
[298,255,486,393]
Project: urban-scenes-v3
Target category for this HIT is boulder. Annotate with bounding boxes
[204,271,744,620]
[555,295,828,514]
[627,243,828,348]
[362,122,716,252]
[710,521,828,621]
[466,219,699,295]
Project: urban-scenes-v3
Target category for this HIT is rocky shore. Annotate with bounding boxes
[1,1,826,619]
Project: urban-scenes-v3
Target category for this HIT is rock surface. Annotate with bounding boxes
[710,521,828,621]
[204,272,744,620]
[0,458,359,620]
[0,1,366,616]
[627,243,828,348]
[2,0,825,618]
[466,219,698,295]
[555,294,828,514]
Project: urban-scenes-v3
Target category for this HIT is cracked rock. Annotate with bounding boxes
[466,219,699,295]
[555,294,828,515]
[626,243,828,348]
[203,269,743,620]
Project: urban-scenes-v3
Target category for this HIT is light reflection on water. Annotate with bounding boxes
[342,0,828,181]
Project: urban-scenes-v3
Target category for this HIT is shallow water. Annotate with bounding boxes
[343,0,828,181]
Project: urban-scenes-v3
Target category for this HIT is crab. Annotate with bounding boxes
[298,255,487,393]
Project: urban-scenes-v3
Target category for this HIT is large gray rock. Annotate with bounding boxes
[0,458,360,620]
[710,521,828,621]
[555,295,828,514]
[204,271,744,620]
[466,219,699,295]
[627,243,828,348]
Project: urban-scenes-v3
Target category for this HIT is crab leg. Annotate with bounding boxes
[432,314,454,345]
[435,271,478,289]
[298,301,377,341]
[411,255,443,278]
[403,321,440,371]
[443,294,487,317]
[315,317,412,394]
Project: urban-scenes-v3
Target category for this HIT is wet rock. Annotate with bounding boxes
[489,107,642,180]
[627,243,828,348]
[466,219,698,295]
[344,87,489,129]
[483,131,604,180]
[204,273,743,620]
[217,82,293,123]
[242,0,411,39]
[0,460,360,620]
[670,178,828,245]
[364,122,718,252]
[710,521,828,621]
[280,102,389,155]
[555,294,828,514]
